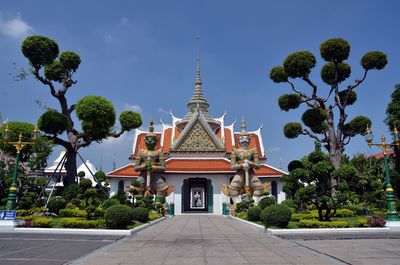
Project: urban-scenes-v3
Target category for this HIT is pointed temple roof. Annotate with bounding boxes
[176,47,220,131]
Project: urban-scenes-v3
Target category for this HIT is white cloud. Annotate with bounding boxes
[101,130,133,148]
[0,14,33,38]
[123,104,142,113]
[157,107,169,115]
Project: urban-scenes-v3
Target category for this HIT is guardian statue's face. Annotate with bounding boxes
[145,136,158,150]
[238,135,250,148]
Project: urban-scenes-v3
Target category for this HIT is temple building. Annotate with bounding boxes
[106,54,287,215]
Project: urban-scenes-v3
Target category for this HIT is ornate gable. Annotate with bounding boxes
[171,111,224,152]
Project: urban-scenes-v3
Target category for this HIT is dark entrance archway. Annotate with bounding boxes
[182,178,213,213]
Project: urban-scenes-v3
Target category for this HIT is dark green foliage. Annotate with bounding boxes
[38,110,68,135]
[283,51,316,78]
[131,207,149,223]
[361,51,387,70]
[287,160,303,172]
[321,62,351,85]
[21,35,59,67]
[260,204,291,228]
[77,171,85,178]
[258,196,276,210]
[283,122,302,138]
[102,198,120,209]
[48,196,67,214]
[269,66,288,83]
[247,206,261,221]
[60,218,105,228]
[62,184,80,202]
[94,171,106,182]
[339,90,357,106]
[111,191,129,205]
[344,116,371,136]
[76,96,116,141]
[131,180,140,187]
[86,205,104,219]
[104,204,133,229]
[59,51,81,72]
[235,199,254,212]
[44,60,65,82]
[301,108,327,133]
[320,38,350,62]
[280,199,296,213]
[385,84,400,130]
[0,122,35,160]
[278,94,301,111]
[119,111,142,132]
[84,188,98,199]
[79,179,93,190]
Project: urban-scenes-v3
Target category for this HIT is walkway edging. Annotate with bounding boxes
[228,215,265,231]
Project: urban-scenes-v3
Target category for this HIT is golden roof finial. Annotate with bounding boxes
[240,115,250,136]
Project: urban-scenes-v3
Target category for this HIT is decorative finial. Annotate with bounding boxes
[149,117,154,133]
[241,115,246,132]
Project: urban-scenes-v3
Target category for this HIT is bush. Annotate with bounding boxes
[291,213,314,222]
[59,208,87,218]
[132,207,149,223]
[247,206,262,222]
[343,204,366,216]
[86,205,104,220]
[233,211,248,220]
[367,215,386,227]
[298,219,349,228]
[48,196,67,214]
[104,205,134,229]
[357,218,368,227]
[111,191,129,205]
[149,211,162,221]
[79,179,93,190]
[280,199,296,213]
[335,209,355,218]
[31,217,52,228]
[102,198,120,209]
[60,218,105,229]
[260,204,291,228]
[258,196,276,210]
[62,184,80,202]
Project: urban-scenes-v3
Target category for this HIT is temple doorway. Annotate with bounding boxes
[182,178,213,213]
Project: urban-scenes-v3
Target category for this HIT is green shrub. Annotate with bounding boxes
[343,204,366,215]
[79,179,93,190]
[62,184,80,202]
[260,204,291,228]
[48,196,67,214]
[102,198,120,209]
[104,205,134,229]
[298,219,349,228]
[31,217,52,228]
[149,211,162,221]
[357,217,368,227]
[59,208,87,218]
[280,199,296,213]
[247,206,262,222]
[132,207,149,223]
[335,209,355,218]
[291,213,314,221]
[86,205,104,220]
[111,191,129,205]
[60,218,105,229]
[234,199,254,213]
[233,211,248,220]
[258,196,276,210]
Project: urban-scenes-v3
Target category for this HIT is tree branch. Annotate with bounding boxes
[68,104,75,114]
[348,70,369,91]
[287,80,314,108]
[302,77,326,109]
[302,128,326,143]
[32,67,57,98]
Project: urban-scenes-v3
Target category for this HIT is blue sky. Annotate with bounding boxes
[0,1,399,173]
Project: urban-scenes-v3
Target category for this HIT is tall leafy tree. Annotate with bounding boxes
[21,35,142,186]
[269,38,387,172]
[385,84,400,175]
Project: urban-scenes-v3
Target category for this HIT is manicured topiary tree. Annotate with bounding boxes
[269,38,387,173]
[104,204,134,229]
[21,35,143,186]
[260,204,291,228]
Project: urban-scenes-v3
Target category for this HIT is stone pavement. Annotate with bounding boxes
[72,215,341,265]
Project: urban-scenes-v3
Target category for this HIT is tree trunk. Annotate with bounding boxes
[63,150,77,186]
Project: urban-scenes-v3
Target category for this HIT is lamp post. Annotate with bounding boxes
[365,126,400,221]
[2,124,40,210]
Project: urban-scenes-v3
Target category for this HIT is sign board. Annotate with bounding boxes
[0,210,16,221]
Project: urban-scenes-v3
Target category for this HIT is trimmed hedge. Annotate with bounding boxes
[60,218,105,229]
[291,213,314,221]
[298,219,349,228]
[59,208,87,218]
[149,211,162,221]
[31,217,52,228]
[247,206,262,222]
[357,218,368,227]
[104,205,134,229]
[260,204,291,228]
[309,209,355,218]
[234,211,248,220]
[258,196,276,210]
[132,207,149,223]
[102,198,120,209]
[48,196,67,214]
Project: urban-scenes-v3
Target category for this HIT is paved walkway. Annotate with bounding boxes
[72,215,340,265]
